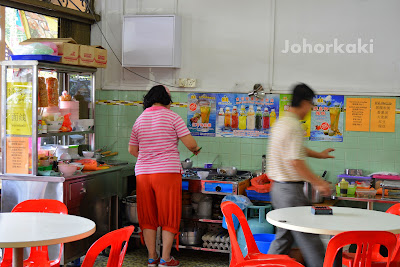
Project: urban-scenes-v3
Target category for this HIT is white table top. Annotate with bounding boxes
[0,213,96,248]
[266,206,400,235]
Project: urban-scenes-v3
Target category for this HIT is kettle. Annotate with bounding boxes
[237,204,274,256]
[303,170,327,204]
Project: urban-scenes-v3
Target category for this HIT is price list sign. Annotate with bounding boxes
[345,98,370,132]
[371,98,396,132]
[6,82,32,135]
[6,137,30,174]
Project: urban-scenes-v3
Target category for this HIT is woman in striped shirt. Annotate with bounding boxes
[129,85,200,267]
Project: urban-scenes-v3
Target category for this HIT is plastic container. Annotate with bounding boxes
[245,190,271,201]
[253,233,276,254]
[337,174,372,185]
[336,184,356,195]
[11,55,61,62]
[356,188,377,199]
[204,163,213,168]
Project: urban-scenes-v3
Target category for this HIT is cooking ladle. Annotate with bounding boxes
[184,147,202,162]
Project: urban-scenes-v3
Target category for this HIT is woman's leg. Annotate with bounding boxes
[153,173,182,261]
[161,230,175,260]
[143,229,158,259]
[137,174,160,259]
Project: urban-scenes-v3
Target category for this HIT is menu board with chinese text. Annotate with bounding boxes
[371,98,396,132]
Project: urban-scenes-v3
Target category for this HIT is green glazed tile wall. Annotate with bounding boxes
[95,90,400,184]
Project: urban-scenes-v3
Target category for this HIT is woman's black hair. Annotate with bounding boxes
[291,83,315,107]
[143,85,172,110]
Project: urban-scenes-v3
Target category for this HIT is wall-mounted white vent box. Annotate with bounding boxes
[122,15,181,68]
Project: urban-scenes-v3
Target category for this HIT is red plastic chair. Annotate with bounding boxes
[0,199,68,267]
[221,201,295,267]
[81,226,134,267]
[342,204,400,267]
[324,231,397,267]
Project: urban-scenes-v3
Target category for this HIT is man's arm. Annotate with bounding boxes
[306,147,335,159]
[291,159,331,196]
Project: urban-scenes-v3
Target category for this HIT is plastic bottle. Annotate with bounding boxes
[247,105,255,130]
[224,107,231,128]
[239,105,247,130]
[339,178,349,197]
[255,106,262,130]
[270,109,277,127]
[218,108,224,127]
[262,108,270,129]
[38,115,42,134]
[42,120,47,134]
[231,106,238,129]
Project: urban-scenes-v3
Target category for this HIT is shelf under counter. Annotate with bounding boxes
[177,245,230,254]
[39,130,94,137]
[332,194,400,209]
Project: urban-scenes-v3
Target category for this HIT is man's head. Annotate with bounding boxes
[291,83,315,119]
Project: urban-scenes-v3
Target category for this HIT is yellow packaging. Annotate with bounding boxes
[93,46,107,68]
[78,45,95,67]
[20,38,79,65]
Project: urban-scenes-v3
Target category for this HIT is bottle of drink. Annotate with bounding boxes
[239,105,247,130]
[224,107,231,128]
[255,106,262,130]
[218,108,224,127]
[247,105,255,130]
[262,108,270,129]
[270,109,277,127]
[231,106,238,129]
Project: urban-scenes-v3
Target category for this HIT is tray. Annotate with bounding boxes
[337,174,372,180]
[372,174,400,181]
[11,55,61,62]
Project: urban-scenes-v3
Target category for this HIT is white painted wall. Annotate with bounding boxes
[92,0,400,96]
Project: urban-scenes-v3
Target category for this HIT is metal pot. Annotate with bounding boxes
[303,182,323,203]
[181,160,193,169]
[217,166,237,177]
[122,196,138,223]
[179,229,203,245]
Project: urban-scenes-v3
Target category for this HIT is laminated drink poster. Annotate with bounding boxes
[279,94,311,138]
[187,93,217,136]
[215,94,279,138]
[310,95,344,142]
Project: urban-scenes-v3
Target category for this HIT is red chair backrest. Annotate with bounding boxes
[221,201,260,267]
[81,226,134,267]
[12,199,68,214]
[235,259,305,267]
[385,204,400,265]
[387,204,400,216]
[324,231,397,267]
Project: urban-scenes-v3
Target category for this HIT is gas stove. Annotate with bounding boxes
[182,168,252,195]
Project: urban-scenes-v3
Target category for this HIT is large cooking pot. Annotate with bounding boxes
[122,196,138,223]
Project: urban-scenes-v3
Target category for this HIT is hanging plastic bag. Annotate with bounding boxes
[247,174,271,193]
[13,43,55,55]
[221,195,252,230]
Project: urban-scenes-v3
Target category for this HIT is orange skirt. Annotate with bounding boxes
[136,173,182,234]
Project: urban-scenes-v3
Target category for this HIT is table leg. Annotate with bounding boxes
[12,248,23,267]
[333,248,343,267]
[367,202,373,210]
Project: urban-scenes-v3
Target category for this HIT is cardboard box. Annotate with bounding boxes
[20,38,79,65]
[78,45,95,67]
[93,46,107,68]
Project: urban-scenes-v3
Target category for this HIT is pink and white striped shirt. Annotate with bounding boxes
[129,106,191,175]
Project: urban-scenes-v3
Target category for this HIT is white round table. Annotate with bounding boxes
[0,213,96,267]
[266,206,400,235]
[267,206,400,267]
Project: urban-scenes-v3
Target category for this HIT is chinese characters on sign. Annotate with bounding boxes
[6,137,30,174]
[345,98,370,132]
[371,98,396,132]
[6,82,33,136]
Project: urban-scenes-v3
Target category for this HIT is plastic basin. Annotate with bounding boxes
[253,233,276,254]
